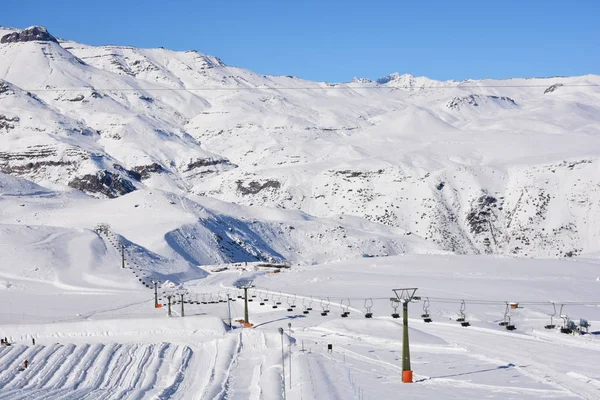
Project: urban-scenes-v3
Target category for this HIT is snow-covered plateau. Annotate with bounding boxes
[0,25,599,399]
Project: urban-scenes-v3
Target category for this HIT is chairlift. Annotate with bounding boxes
[420,297,432,322]
[503,303,517,330]
[559,305,572,333]
[276,292,283,305]
[320,297,330,316]
[457,300,470,327]
[307,296,314,311]
[287,295,295,312]
[271,294,278,309]
[364,298,373,319]
[499,303,510,326]
[302,298,310,314]
[341,298,351,318]
[391,299,400,319]
[544,302,557,329]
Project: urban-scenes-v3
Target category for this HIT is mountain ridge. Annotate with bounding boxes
[1,25,599,261]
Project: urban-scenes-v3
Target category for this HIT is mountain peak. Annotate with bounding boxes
[376,72,414,85]
[375,72,458,90]
[1,26,58,44]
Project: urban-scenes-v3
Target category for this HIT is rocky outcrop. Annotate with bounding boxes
[132,163,165,180]
[0,80,12,95]
[544,83,563,94]
[236,180,281,195]
[1,26,58,44]
[185,158,231,172]
[68,170,136,198]
[0,115,19,130]
[447,94,517,110]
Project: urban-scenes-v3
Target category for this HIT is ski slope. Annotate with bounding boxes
[0,24,599,399]
[0,253,599,399]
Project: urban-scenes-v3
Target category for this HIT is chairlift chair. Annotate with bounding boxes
[391,299,400,319]
[559,305,572,333]
[499,303,510,326]
[364,298,373,319]
[341,298,350,318]
[320,298,330,316]
[458,300,470,326]
[544,302,557,329]
[302,298,310,314]
[560,318,574,334]
[422,297,432,323]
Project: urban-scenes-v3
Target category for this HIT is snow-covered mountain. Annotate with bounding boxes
[1,25,599,262]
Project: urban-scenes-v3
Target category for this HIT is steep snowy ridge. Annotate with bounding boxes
[1,25,599,261]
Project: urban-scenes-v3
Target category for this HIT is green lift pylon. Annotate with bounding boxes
[392,288,418,383]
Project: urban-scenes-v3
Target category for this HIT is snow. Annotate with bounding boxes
[0,25,599,399]
[2,251,598,399]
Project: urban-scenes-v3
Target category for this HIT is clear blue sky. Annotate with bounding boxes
[3,0,599,82]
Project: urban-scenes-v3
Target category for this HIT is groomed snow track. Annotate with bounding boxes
[0,343,194,400]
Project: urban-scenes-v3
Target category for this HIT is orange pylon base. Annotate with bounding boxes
[155,304,162,308]
[402,370,413,383]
